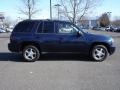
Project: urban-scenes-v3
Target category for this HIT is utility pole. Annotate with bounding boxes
[107,12,112,25]
[50,0,52,19]
[54,4,61,20]
[107,12,112,19]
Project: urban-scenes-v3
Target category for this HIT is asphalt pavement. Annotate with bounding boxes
[0,31,120,90]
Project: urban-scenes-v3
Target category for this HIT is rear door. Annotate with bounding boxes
[35,21,60,52]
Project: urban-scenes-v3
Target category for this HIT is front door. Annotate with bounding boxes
[57,22,88,53]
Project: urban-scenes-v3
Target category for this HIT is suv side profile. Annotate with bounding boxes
[8,20,115,62]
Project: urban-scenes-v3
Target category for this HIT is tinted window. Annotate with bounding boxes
[43,21,54,33]
[14,21,35,32]
[37,22,43,33]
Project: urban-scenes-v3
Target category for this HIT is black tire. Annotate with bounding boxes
[23,45,40,62]
[90,45,108,62]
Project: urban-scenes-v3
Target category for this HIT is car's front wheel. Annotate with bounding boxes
[23,45,40,62]
[91,45,108,62]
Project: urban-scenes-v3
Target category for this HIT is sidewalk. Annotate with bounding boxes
[0,33,11,38]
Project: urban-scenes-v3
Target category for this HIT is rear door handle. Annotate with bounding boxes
[59,37,63,43]
[59,37,63,40]
[35,36,39,39]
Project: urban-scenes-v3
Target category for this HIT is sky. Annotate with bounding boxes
[0,0,120,20]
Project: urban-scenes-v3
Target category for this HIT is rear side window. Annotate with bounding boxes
[13,21,35,32]
[37,21,54,33]
[43,21,54,33]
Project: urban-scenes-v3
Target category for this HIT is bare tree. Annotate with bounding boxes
[99,13,110,27]
[19,0,39,19]
[3,17,12,28]
[60,0,101,24]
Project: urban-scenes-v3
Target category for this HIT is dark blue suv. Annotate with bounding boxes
[8,20,115,62]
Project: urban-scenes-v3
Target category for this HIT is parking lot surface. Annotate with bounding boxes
[0,31,120,90]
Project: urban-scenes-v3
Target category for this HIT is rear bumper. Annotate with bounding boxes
[8,43,20,52]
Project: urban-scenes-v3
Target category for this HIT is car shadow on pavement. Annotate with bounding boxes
[0,52,94,62]
[0,52,23,62]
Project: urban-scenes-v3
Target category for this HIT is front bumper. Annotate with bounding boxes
[109,46,116,55]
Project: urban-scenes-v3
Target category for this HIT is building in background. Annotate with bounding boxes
[0,12,5,28]
[78,17,100,29]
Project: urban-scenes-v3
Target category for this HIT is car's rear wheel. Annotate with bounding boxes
[23,45,40,62]
[91,45,108,62]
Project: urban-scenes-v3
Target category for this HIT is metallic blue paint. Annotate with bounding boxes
[8,20,115,56]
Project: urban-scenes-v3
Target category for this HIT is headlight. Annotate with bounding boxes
[111,38,114,43]
[109,38,114,45]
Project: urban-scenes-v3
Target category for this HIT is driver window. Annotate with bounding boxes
[58,23,77,34]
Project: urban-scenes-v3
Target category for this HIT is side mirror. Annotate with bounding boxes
[76,31,81,37]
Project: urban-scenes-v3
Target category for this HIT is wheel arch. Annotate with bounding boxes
[20,41,41,52]
[90,42,110,54]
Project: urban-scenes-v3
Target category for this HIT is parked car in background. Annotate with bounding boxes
[105,26,112,32]
[116,27,120,32]
[6,28,13,33]
[0,28,6,33]
[105,26,117,32]
[8,20,115,62]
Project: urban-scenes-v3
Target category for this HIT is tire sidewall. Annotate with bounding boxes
[23,45,40,62]
[91,45,108,62]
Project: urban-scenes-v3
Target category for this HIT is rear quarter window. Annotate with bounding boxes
[13,21,35,33]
